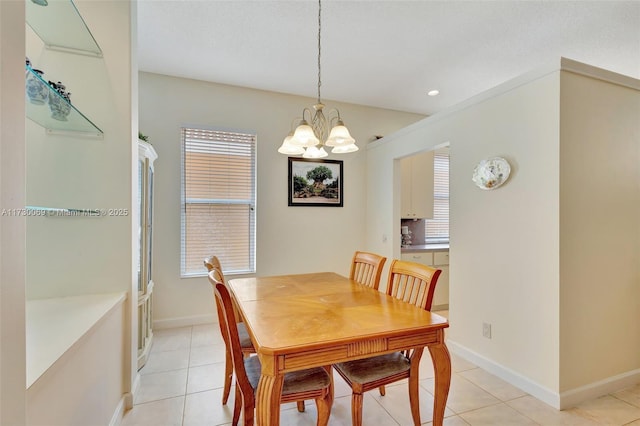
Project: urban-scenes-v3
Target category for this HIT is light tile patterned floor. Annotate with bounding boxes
[122,312,640,426]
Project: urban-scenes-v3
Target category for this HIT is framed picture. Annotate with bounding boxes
[288,157,343,207]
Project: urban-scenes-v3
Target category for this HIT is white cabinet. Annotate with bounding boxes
[433,251,449,266]
[433,268,449,310]
[401,249,449,309]
[401,150,434,219]
[138,140,157,369]
[401,252,433,265]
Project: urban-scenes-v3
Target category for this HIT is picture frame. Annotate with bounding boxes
[288,157,343,207]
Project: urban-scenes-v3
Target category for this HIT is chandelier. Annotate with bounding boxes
[278,0,358,158]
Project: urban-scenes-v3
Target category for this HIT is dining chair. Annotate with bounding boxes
[211,274,334,426]
[349,251,387,290]
[204,256,255,405]
[335,259,442,426]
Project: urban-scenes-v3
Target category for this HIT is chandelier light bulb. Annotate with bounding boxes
[302,145,328,159]
[331,143,359,154]
[291,121,320,147]
[278,133,306,155]
[326,122,355,147]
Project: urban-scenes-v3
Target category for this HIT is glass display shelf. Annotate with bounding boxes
[26,0,102,57]
[25,66,103,135]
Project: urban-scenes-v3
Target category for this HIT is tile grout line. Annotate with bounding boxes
[181,326,194,426]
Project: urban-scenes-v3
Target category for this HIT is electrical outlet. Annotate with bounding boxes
[482,322,492,339]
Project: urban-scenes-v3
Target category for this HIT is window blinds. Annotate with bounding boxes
[425,150,449,240]
[181,127,256,276]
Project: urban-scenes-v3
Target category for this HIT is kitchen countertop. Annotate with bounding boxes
[401,243,449,253]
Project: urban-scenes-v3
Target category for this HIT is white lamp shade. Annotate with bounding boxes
[331,143,359,154]
[326,124,355,147]
[291,123,320,147]
[278,135,305,155]
[302,145,328,158]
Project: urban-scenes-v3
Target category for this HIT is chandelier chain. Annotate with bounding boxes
[317,0,322,104]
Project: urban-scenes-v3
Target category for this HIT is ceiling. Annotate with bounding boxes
[137,1,640,116]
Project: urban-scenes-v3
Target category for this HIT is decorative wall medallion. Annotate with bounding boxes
[472,157,511,190]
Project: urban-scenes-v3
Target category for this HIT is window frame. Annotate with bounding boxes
[180,125,257,278]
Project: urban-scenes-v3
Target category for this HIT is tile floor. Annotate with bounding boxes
[122,311,640,426]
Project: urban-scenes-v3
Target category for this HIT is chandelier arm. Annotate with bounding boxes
[301,107,313,123]
[326,108,342,127]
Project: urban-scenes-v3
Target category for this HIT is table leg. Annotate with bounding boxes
[255,372,284,426]
[409,347,425,426]
[428,331,451,426]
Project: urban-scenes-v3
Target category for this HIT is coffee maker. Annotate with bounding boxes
[401,225,412,247]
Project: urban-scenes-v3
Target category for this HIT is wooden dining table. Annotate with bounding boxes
[228,271,451,426]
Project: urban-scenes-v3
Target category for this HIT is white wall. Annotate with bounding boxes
[0,1,27,424]
[559,71,640,393]
[365,58,640,408]
[448,72,561,397]
[139,72,424,326]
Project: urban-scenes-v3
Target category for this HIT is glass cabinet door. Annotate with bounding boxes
[137,158,144,294]
[146,164,153,287]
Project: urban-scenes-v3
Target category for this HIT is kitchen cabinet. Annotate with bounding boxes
[402,251,433,265]
[401,248,449,309]
[400,150,434,219]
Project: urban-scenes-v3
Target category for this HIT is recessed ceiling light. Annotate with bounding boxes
[428,90,440,97]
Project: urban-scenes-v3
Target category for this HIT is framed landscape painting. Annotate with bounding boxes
[288,158,343,207]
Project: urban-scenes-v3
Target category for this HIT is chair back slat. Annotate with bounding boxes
[352,263,372,285]
[386,259,441,310]
[350,251,387,290]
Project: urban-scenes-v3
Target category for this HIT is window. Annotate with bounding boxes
[181,127,256,277]
[425,149,449,242]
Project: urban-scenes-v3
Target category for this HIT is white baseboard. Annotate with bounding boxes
[447,339,561,409]
[153,314,215,330]
[114,373,140,426]
[432,304,449,312]
[559,368,640,409]
[122,372,140,413]
[447,339,640,410]
[109,396,126,426]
